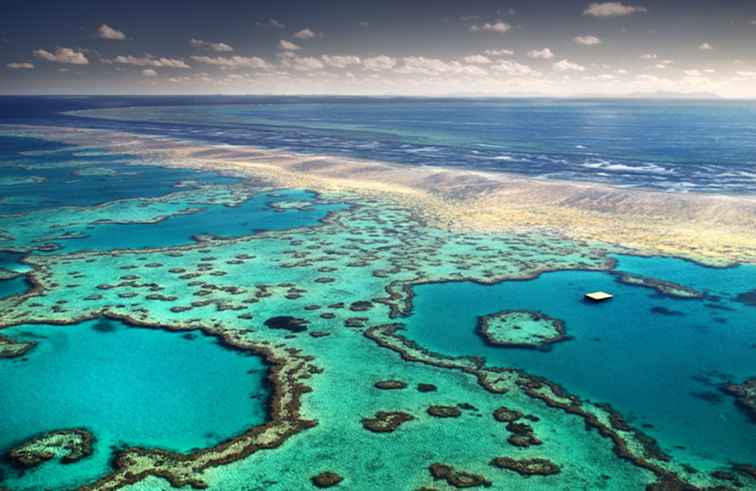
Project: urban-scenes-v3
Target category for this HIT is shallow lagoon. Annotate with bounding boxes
[0,319,268,490]
[402,255,756,467]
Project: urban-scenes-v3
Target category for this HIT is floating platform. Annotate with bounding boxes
[585,291,613,302]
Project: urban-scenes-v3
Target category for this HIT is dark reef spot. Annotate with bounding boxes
[417,383,437,393]
[428,463,491,488]
[361,411,414,433]
[735,290,756,307]
[92,320,117,333]
[427,405,462,418]
[311,471,343,488]
[689,391,724,404]
[493,407,523,423]
[489,457,560,476]
[264,316,309,333]
[374,380,407,390]
[650,306,685,317]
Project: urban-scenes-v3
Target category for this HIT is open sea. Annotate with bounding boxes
[2,96,756,193]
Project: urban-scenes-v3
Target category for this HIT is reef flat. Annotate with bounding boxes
[0,126,754,490]
[9,124,756,266]
[476,311,568,350]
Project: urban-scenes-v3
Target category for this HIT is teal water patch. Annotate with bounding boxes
[35,189,348,254]
[0,276,30,300]
[0,319,268,490]
[401,255,756,468]
[0,134,240,214]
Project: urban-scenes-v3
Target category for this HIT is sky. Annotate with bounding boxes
[2,0,756,97]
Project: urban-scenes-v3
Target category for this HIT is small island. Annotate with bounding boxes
[7,428,94,467]
[476,310,569,350]
[0,334,37,358]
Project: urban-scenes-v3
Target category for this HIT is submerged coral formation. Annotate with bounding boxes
[476,310,569,350]
[7,429,93,468]
[720,378,756,423]
[0,130,753,490]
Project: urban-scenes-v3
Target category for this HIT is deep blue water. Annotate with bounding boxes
[0,135,239,215]
[2,96,755,193]
[0,319,268,490]
[402,255,756,467]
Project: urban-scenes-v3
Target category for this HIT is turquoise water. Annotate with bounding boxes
[402,255,756,467]
[0,319,268,490]
[36,189,347,254]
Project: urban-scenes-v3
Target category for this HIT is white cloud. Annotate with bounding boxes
[574,35,601,45]
[397,57,487,76]
[470,21,511,33]
[490,60,539,76]
[640,53,657,60]
[280,54,325,71]
[257,19,285,29]
[684,69,701,77]
[654,59,673,69]
[616,68,629,74]
[584,2,647,17]
[363,55,396,71]
[484,48,514,56]
[553,59,586,72]
[463,54,492,64]
[294,28,317,40]
[699,42,713,51]
[321,55,361,68]
[279,40,301,51]
[190,39,234,52]
[142,68,157,77]
[527,48,554,60]
[97,24,126,41]
[112,55,190,68]
[7,62,34,69]
[33,48,89,65]
[190,55,269,69]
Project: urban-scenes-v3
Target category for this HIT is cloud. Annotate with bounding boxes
[363,55,397,71]
[142,68,157,77]
[484,48,514,56]
[33,48,89,64]
[463,54,492,64]
[490,60,539,76]
[397,57,487,76]
[294,28,317,40]
[321,55,361,68]
[359,21,369,28]
[584,2,647,17]
[279,40,301,51]
[257,19,285,29]
[553,59,586,71]
[574,35,601,45]
[280,54,325,71]
[112,55,190,68]
[640,53,657,60]
[190,39,234,52]
[527,48,554,60]
[190,55,270,69]
[654,59,673,68]
[699,42,713,50]
[7,62,34,69]
[470,21,511,33]
[97,24,126,41]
